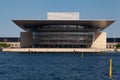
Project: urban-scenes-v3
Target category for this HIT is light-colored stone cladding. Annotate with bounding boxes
[91,32,106,49]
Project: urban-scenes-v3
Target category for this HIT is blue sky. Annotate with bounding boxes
[0,0,120,37]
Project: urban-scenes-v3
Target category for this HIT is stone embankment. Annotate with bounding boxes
[2,48,118,53]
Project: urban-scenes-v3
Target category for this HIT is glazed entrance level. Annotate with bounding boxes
[33,33,93,48]
[31,24,94,48]
[13,20,114,48]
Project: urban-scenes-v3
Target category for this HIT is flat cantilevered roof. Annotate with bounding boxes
[12,20,115,31]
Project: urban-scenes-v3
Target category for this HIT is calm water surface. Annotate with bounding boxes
[0,52,120,80]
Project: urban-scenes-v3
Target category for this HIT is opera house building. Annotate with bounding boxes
[12,12,115,49]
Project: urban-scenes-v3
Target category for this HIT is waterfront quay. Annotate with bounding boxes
[2,48,119,53]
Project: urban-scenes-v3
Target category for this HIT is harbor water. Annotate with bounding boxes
[0,52,120,80]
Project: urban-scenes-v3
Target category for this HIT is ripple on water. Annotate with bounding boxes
[0,52,119,80]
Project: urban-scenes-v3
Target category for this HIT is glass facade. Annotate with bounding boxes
[25,25,99,48]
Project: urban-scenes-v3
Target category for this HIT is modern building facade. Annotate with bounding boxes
[12,12,115,49]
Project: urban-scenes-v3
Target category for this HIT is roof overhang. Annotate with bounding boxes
[12,20,115,31]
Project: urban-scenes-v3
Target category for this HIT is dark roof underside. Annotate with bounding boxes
[12,20,115,31]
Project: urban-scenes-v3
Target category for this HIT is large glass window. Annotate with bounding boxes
[29,24,97,48]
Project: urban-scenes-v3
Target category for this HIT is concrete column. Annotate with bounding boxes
[20,32,33,48]
[91,32,106,49]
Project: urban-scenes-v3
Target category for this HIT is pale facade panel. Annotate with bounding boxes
[91,32,106,49]
[47,12,80,20]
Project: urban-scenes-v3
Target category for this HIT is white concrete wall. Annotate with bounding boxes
[20,32,33,48]
[2,48,106,52]
[47,12,80,20]
[91,32,106,49]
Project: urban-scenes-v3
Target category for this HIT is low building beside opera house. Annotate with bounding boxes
[0,37,20,48]
[11,12,115,49]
